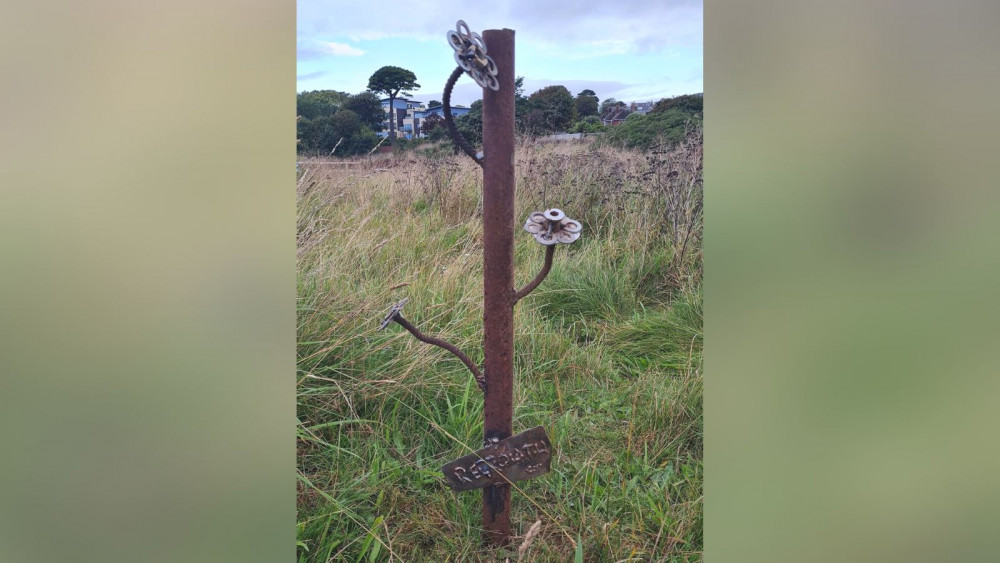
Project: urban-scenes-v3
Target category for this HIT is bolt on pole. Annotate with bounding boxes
[480,27,516,546]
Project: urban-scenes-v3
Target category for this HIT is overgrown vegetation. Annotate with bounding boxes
[602,95,703,151]
[297,128,703,562]
[297,90,383,156]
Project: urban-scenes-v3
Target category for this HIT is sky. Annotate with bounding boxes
[297,0,702,107]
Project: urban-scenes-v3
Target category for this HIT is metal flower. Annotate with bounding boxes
[446,20,499,91]
[523,208,582,246]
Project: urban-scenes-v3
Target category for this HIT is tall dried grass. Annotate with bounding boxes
[296,129,703,562]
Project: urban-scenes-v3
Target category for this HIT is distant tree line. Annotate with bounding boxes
[602,93,703,150]
[298,63,703,155]
[441,82,702,151]
[297,90,383,156]
[297,65,422,156]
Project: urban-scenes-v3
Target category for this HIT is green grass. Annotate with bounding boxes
[297,137,702,561]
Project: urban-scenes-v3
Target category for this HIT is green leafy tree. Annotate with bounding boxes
[343,92,384,132]
[297,109,378,156]
[453,99,483,147]
[427,100,442,108]
[514,77,526,99]
[651,93,703,114]
[421,113,446,141]
[575,89,599,118]
[296,90,350,120]
[600,97,625,117]
[603,107,702,150]
[367,66,420,139]
[330,109,362,138]
[513,76,532,134]
[527,85,576,133]
[572,115,606,133]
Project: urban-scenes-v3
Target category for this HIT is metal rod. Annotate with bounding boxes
[480,27,516,547]
[443,66,482,165]
[391,315,486,392]
[514,245,555,302]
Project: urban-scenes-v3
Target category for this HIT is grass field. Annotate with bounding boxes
[297,133,703,562]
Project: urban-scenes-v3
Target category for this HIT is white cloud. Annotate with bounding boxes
[318,41,365,56]
[297,39,366,60]
[298,0,702,54]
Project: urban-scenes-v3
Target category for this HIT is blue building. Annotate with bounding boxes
[379,98,473,139]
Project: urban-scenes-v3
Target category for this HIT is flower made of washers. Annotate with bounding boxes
[446,20,499,91]
[523,208,582,246]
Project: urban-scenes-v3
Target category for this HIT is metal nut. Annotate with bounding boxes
[544,208,566,222]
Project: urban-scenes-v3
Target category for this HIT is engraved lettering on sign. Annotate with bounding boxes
[453,466,473,483]
[441,427,554,492]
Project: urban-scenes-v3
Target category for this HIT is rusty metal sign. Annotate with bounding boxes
[441,426,553,492]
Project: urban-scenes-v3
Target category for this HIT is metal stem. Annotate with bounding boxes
[480,27,516,547]
[392,315,486,392]
[514,245,555,302]
[443,66,482,165]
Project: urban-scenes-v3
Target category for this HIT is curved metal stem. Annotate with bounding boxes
[392,314,486,392]
[514,245,555,302]
[444,66,483,166]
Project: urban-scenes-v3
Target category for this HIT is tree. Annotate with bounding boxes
[427,100,442,108]
[602,107,702,150]
[422,113,446,141]
[296,90,350,120]
[515,77,526,100]
[343,92,384,132]
[651,93,703,114]
[453,99,483,147]
[367,66,420,139]
[296,109,378,156]
[572,115,605,133]
[575,89,599,118]
[527,85,576,133]
[600,97,624,116]
[513,77,532,134]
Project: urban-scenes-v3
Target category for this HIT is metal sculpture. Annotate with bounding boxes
[378,21,581,546]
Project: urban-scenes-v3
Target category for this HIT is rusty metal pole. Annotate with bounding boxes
[480,27,516,547]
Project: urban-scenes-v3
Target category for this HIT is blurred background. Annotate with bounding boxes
[706,0,1000,560]
[2,0,999,561]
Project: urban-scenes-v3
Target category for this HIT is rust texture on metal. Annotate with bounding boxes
[480,27,516,546]
[514,245,555,302]
[441,426,552,492]
[378,298,486,391]
[443,66,482,165]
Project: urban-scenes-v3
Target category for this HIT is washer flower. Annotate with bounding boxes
[523,208,582,245]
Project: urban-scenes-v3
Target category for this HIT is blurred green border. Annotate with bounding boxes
[1,1,295,561]
[706,0,1000,560]
[3,0,1000,561]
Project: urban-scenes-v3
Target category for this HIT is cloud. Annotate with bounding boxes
[297,0,702,54]
[319,41,365,56]
[296,39,365,60]
[297,70,329,81]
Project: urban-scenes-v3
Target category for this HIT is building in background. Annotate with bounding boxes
[629,101,655,115]
[379,98,472,139]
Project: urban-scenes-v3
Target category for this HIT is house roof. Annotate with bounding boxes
[604,109,631,122]
[380,97,423,103]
